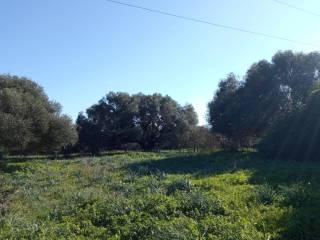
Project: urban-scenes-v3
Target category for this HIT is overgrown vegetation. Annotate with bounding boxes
[1,151,320,239]
[2,50,320,161]
[1,50,320,238]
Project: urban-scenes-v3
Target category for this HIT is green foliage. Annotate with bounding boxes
[0,74,77,154]
[0,176,12,217]
[176,191,225,218]
[166,178,194,194]
[1,151,320,239]
[208,51,320,150]
[260,88,320,161]
[77,92,198,152]
[279,183,311,207]
[188,126,222,151]
[208,73,243,148]
[149,217,199,240]
[255,184,277,205]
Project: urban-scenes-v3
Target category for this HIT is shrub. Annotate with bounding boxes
[149,217,199,240]
[0,176,13,217]
[177,191,225,218]
[199,216,264,240]
[167,179,194,195]
[135,194,177,219]
[88,196,132,228]
[279,183,311,207]
[255,184,277,205]
[144,177,166,194]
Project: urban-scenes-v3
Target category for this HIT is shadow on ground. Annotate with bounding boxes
[126,150,320,239]
[127,151,248,179]
[126,151,320,185]
[0,162,25,173]
[1,151,320,239]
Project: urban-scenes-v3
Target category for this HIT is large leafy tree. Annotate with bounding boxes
[77,92,140,152]
[137,94,198,150]
[0,75,77,154]
[207,73,243,148]
[272,51,320,107]
[208,51,320,149]
[260,84,320,161]
[77,92,198,151]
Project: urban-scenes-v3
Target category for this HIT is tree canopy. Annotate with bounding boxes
[0,75,77,154]
[208,50,320,152]
[77,92,198,152]
[2,50,320,160]
[259,85,320,161]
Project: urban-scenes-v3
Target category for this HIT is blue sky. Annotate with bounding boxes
[1,0,319,125]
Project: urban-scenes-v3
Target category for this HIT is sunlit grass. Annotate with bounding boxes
[0,151,320,239]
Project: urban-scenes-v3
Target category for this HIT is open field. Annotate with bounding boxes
[0,151,320,239]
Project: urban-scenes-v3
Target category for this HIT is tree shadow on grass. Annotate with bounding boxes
[276,207,320,240]
[126,150,320,185]
[126,151,245,177]
[0,162,25,173]
[125,150,320,240]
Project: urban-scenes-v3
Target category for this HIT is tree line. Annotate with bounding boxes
[76,92,213,153]
[208,50,320,161]
[0,76,218,155]
[1,50,320,161]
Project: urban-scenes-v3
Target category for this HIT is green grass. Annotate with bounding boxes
[1,151,320,239]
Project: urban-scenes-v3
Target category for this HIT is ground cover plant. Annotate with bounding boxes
[0,151,320,239]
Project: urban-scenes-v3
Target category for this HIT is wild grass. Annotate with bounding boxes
[0,151,320,239]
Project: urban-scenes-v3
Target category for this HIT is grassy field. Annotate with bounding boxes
[0,151,320,239]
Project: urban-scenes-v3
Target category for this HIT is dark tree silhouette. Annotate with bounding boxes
[208,51,320,151]
[77,92,198,152]
[260,84,320,161]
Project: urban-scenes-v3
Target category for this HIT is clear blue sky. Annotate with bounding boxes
[1,0,319,125]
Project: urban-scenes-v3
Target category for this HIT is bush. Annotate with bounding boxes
[149,217,199,240]
[279,183,311,207]
[177,191,225,218]
[199,216,264,240]
[144,177,166,194]
[167,179,194,195]
[135,194,177,219]
[255,184,277,205]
